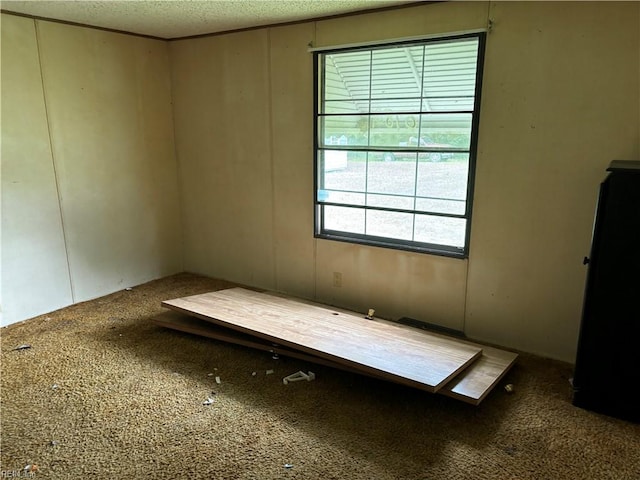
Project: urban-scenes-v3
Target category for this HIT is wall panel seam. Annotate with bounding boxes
[33,19,76,303]
[167,43,186,274]
[266,28,278,292]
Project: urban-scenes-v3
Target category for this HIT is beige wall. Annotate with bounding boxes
[170,30,275,289]
[2,2,638,362]
[171,1,639,362]
[1,15,183,325]
[466,1,640,359]
[1,15,73,323]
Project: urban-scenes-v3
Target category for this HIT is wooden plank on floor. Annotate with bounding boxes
[162,287,483,393]
[151,310,365,374]
[152,310,517,404]
[262,292,518,403]
[440,346,518,405]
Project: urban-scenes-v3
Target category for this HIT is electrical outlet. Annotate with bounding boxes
[333,272,342,287]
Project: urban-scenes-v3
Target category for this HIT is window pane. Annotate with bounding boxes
[369,114,420,148]
[371,46,424,99]
[322,151,366,192]
[414,215,466,247]
[423,96,474,112]
[367,158,416,196]
[416,155,469,204]
[324,205,365,234]
[320,115,369,146]
[415,197,465,215]
[367,193,414,210]
[366,210,414,241]
[323,100,369,114]
[367,151,416,163]
[324,51,371,102]
[320,149,349,174]
[420,113,472,148]
[370,98,421,113]
[423,38,479,98]
[318,189,365,206]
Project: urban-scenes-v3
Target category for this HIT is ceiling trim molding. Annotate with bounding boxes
[167,2,431,42]
[0,9,166,41]
[1,1,432,42]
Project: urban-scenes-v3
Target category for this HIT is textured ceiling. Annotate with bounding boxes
[1,0,418,39]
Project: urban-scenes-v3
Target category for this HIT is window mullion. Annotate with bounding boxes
[364,49,373,236]
[412,45,429,241]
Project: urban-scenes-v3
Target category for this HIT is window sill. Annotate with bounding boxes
[315,231,468,259]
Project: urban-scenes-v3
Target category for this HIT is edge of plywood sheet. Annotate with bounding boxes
[374,319,518,405]
[439,347,518,405]
[161,287,483,393]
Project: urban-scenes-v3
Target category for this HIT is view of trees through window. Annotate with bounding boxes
[314,33,485,257]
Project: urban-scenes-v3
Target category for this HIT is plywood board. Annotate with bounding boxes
[162,288,482,392]
[440,347,518,405]
[151,310,365,374]
[152,310,517,404]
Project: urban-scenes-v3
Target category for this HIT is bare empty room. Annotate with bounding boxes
[2,1,639,478]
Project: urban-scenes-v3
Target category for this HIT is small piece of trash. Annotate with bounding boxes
[49,440,59,447]
[203,397,215,405]
[504,383,515,394]
[52,384,59,390]
[266,369,274,375]
[207,373,214,377]
[24,465,39,473]
[283,371,315,385]
[13,344,32,351]
[215,376,221,384]
[252,371,257,376]
[125,287,133,291]
[284,464,294,469]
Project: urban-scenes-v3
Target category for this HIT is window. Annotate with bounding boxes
[314,33,485,257]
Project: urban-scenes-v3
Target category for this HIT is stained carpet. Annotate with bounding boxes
[1,273,639,479]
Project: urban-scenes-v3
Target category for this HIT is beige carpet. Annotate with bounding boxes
[1,273,639,479]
